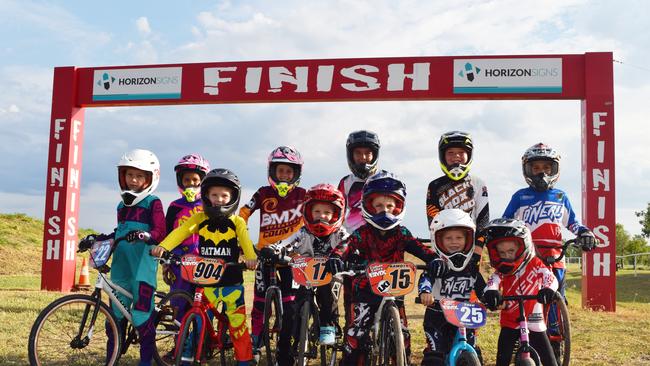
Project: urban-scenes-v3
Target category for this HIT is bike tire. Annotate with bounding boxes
[153,290,193,366]
[175,313,200,366]
[296,301,311,366]
[263,289,282,366]
[515,345,541,366]
[28,293,121,366]
[456,350,481,366]
[379,304,406,366]
[547,295,571,366]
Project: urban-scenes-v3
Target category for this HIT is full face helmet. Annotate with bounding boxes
[302,184,346,237]
[438,131,473,181]
[346,130,380,179]
[174,153,210,202]
[200,168,241,220]
[117,149,160,206]
[361,170,406,230]
[267,146,303,198]
[522,143,561,191]
[480,218,534,275]
[429,209,476,272]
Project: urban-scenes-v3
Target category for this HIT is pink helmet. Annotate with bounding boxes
[267,146,303,197]
[174,154,210,198]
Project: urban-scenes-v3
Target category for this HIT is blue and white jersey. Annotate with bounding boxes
[502,187,587,268]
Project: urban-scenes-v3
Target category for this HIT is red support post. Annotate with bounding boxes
[41,67,85,291]
[581,52,616,311]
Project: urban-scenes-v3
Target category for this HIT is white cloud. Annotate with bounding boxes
[136,16,152,35]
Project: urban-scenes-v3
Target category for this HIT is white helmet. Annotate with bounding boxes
[117,149,160,206]
[429,209,476,272]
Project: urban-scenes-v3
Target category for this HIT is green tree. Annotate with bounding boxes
[636,202,650,238]
[616,223,650,266]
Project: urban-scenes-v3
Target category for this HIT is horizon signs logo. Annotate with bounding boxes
[453,58,562,94]
[97,72,116,90]
[458,62,481,82]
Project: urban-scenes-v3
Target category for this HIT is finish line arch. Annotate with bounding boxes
[42,52,616,311]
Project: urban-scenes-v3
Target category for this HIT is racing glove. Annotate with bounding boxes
[326,257,345,275]
[428,258,448,279]
[577,229,597,251]
[483,290,503,311]
[77,235,97,252]
[537,287,557,304]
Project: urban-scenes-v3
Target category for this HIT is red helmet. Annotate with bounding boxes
[302,184,346,237]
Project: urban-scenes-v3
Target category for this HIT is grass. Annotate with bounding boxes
[1,213,649,365]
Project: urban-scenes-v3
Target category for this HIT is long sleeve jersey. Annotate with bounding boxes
[418,264,486,303]
[337,174,367,233]
[159,212,256,286]
[426,174,490,231]
[239,185,306,250]
[503,187,589,269]
[485,256,558,331]
[165,197,203,255]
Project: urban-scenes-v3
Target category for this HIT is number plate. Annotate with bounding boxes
[366,262,416,297]
[179,255,226,285]
[290,256,332,287]
[89,239,113,268]
[440,298,487,329]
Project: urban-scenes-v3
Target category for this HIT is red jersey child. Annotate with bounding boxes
[481,218,559,366]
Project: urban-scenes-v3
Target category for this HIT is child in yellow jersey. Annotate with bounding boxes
[152,168,256,366]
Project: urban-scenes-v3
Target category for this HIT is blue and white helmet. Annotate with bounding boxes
[361,170,406,230]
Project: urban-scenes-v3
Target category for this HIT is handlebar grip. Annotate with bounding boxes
[415,297,422,304]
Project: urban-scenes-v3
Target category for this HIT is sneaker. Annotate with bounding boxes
[319,326,336,345]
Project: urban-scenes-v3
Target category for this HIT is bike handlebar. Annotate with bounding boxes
[541,238,578,266]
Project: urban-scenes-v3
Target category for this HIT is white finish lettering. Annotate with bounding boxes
[65,240,76,261]
[598,196,606,219]
[268,66,308,93]
[340,65,380,91]
[55,143,63,163]
[70,192,76,212]
[593,225,610,247]
[592,112,607,136]
[54,118,65,140]
[52,191,60,211]
[46,239,60,260]
[50,167,65,187]
[387,63,430,91]
[69,169,79,189]
[317,65,334,92]
[592,169,610,191]
[72,144,79,165]
[245,67,262,93]
[597,141,605,163]
[72,119,81,142]
[47,216,61,235]
[67,216,76,235]
[203,67,237,95]
[592,253,610,276]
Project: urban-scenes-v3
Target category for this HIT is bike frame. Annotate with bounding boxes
[447,326,479,365]
[503,295,538,361]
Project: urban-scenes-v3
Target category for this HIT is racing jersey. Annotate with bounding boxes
[165,197,203,256]
[485,256,558,331]
[277,226,349,257]
[417,263,486,303]
[426,174,489,231]
[160,212,256,286]
[239,185,306,249]
[338,174,366,233]
[503,187,588,269]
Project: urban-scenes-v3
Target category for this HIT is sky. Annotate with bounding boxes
[0,0,649,243]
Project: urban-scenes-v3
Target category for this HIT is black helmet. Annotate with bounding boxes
[346,130,380,179]
[200,168,241,220]
[438,131,473,181]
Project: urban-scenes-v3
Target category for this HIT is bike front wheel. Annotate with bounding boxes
[28,293,121,366]
[263,289,282,366]
[547,295,571,366]
[514,345,541,366]
[378,304,406,366]
[153,290,193,366]
[175,313,201,366]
